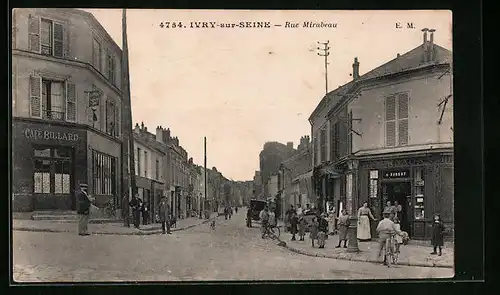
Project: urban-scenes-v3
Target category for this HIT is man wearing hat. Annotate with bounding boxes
[76,183,91,236]
[375,209,404,265]
[158,195,172,234]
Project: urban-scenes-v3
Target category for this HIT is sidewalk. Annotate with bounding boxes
[277,231,453,269]
[12,213,219,236]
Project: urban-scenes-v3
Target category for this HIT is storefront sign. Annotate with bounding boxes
[24,128,79,141]
[382,170,409,179]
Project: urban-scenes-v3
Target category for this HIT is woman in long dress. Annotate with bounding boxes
[357,202,376,241]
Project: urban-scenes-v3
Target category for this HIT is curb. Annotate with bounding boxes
[13,216,219,236]
[275,237,453,269]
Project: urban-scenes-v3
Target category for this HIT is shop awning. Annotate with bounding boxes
[292,170,313,183]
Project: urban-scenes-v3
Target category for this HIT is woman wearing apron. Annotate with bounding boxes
[357,202,376,241]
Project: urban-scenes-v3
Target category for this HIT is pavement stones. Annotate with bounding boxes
[12,213,220,236]
[276,231,453,269]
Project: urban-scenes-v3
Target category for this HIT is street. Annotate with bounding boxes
[13,210,454,282]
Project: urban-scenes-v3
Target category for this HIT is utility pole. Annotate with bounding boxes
[204,137,207,219]
[317,40,330,95]
[121,8,137,224]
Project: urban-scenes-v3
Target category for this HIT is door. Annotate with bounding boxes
[386,181,411,232]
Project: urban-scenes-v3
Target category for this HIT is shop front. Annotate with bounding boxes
[12,119,87,211]
[358,152,454,240]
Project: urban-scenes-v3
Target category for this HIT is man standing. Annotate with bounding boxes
[246,206,252,227]
[76,183,91,236]
[158,196,172,234]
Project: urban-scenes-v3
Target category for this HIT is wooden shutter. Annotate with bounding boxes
[65,82,76,122]
[115,104,120,138]
[347,111,353,154]
[29,76,42,118]
[28,14,40,53]
[64,25,70,57]
[330,120,336,161]
[53,22,64,57]
[385,96,396,146]
[398,93,409,145]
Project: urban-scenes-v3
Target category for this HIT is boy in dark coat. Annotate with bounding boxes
[431,213,446,256]
[290,211,298,241]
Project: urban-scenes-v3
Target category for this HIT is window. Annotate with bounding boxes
[313,136,318,165]
[105,99,116,136]
[107,53,116,85]
[320,128,327,163]
[144,151,148,178]
[41,80,64,120]
[347,111,353,154]
[33,147,72,195]
[332,122,340,161]
[156,159,160,180]
[136,148,141,177]
[39,18,64,57]
[92,38,102,71]
[92,150,116,195]
[385,93,409,146]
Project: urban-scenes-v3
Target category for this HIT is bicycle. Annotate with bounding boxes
[104,199,117,218]
[384,233,399,267]
[264,223,281,239]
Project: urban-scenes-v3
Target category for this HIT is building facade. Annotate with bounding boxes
[132,123,165,220]
[253,171,263,199]
[310,30,453,240]
[259,142,295,199]
[12,8,123,212]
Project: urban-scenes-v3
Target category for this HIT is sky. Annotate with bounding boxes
[85,9,452,181]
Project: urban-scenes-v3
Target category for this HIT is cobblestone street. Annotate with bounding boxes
[13,211,454,282]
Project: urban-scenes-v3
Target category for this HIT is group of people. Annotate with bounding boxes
[257,205,277,239]
[124,194,174,234]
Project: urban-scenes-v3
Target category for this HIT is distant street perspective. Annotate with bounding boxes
[13,210,453,281]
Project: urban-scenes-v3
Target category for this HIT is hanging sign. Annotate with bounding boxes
[382,170,410,179]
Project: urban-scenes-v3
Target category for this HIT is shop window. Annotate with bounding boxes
[33,147,72,195]
[92,150,116,196]
[414,167,425,220]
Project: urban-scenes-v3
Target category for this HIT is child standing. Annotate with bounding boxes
[310,216,319,248]
[317,213,328,248]
[336,209,350,248]
[431,213,446,256]
[393,217,403,253]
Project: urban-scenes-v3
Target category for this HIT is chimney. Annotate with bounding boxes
[429,29,436,62]
[141,122,144,130]
[352,57,360,80]
[156,126,163,142]
[396,53,400,58]
[287,142,293,150]
[134,123,140,133]
[422,28,429,62]
[144,126,147,133]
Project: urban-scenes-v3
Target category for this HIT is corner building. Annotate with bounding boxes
[12,9,123,211]
[310,31,453,240]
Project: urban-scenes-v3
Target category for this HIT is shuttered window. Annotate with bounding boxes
[29,76,42,118]
[107,53,116,85]
[313,136,318,165]
[385,93,409,146]
[65,82,76,122]
[385,96,396,146]
[330,120,336,162]
[397,93,409,145]
[53,23,64,57]
[92,38,102,71]
[347,110,353,154]
[28,15,41,52]
[115,104,120,138]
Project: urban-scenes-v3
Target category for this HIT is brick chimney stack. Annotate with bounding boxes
[429,29,436,62]
[286,142,294,150]
[422,28,429,62]
[156,126,163,142]
[352,57,360,80]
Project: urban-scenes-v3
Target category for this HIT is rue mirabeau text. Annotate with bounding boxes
[303,21,337,28]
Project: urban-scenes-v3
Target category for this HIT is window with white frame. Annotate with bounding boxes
[385,92,409,146]
[28,16,65,58]
[29,76,76,122]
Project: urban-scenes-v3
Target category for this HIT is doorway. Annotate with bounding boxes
[382,181,411,233]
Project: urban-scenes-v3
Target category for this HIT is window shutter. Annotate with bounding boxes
[64,25,70,57]
[53,22,64,57]
[330,120,335,161]
[385,96,396,146]
[65,82,76,122]
[115,104,120,138]
[347,111,353,154]
[28,14,40,53]
[29,76,42,118]
[398,93,409,145]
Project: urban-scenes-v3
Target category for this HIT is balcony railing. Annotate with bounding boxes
[43,110,65,121]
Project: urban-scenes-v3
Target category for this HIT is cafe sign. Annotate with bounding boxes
[383,170,409,179]
[24,128,80,141]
